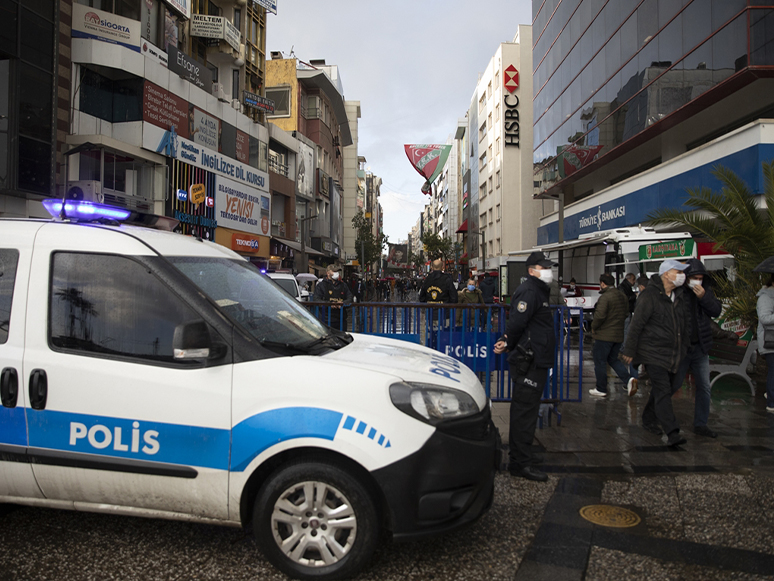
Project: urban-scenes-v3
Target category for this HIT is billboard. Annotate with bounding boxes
[387,244,408,268]
[72,3,141,52]
[296,141,315,200]
[215,175,269,236]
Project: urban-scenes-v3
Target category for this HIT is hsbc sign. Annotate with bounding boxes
[503,64,520,148]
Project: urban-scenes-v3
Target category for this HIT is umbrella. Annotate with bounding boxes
[296,273,318,283]
[754,257,774,273]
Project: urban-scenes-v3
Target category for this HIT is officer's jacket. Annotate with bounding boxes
[313,278,353,303]
[505,275,556,368]
[419,271,458,304]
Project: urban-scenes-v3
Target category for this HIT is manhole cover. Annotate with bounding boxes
[579,504,641,528]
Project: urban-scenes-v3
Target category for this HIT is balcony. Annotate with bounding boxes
[268,156,289,177]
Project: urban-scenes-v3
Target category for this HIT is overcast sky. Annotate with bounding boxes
[267,0,533,244]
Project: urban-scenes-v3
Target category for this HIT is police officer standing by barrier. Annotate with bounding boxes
[419,258,458,304]
[494,251,556,482]
[313,264,353,330]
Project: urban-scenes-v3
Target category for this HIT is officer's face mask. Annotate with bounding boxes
[538,269,554,284]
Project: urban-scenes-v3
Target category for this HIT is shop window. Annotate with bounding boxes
[49,253,200,364]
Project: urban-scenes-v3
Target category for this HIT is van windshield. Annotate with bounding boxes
[169,257,327,346]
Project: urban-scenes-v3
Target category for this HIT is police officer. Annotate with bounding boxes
[494,251,556,482]
[313,264,353,329]
[419,258,458,304]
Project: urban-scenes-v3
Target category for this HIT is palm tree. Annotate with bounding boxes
[647,162,774,327]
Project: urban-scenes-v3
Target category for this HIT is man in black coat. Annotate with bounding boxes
[675,259,723,438]
[479,274,496,304]
[313,264,353,329]
[419,259,458,304]
[494,251,556,482]
[621,260,691,447]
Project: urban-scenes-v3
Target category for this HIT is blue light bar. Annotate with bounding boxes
[42,199,131,221]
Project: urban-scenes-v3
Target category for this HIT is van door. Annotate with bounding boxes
[22,224,233,519]
[0,223,44,500]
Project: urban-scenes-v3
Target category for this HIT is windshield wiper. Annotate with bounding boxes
[258,340,310,354]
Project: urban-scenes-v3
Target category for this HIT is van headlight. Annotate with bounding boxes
[389,382,480,425]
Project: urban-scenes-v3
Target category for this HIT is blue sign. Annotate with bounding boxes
[437,332,502,370]
[176,189,188,201]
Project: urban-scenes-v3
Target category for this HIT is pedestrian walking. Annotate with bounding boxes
[673,259,723,437]
[588,273,638,398]
[494,251,556,482]
[756,272,774,414]
[620,260,691,447]
[313,264,353,330]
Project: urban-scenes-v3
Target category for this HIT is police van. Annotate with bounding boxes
[0,200,497,580]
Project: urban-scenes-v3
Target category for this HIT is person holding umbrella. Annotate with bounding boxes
[755,257,774,413]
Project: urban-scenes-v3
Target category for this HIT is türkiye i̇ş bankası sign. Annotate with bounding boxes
[639,239,695,261]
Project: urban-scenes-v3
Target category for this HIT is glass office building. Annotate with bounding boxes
[532,0,774,244]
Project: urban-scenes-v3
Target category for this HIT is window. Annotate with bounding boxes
[479,121,487,141]
[489,240,493,255]
[234,8,241,31]
[480,214,486,228]
[79,68,143,123]
[495,103,500,122]
[487,113,492,130]
[232,69,240,101]
[494,71,499,91]
[497,238,502,254]
[479,151,487,168]
[488,176,493,193]
[0,249,19,344]
[495,138,501,156]
[487,81,492,98]
[479,93,486,113]
[496,204,501,221]
[266,86,290,117]
[496,170,501,188]
[488,208,493,225]
[49,253,201,364]
[479,184,487,199]
[488,145,493,162]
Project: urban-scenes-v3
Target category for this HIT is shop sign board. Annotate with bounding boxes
[215,174,268,236]
[318,169,330,198]
[167,44,212,91]
[235,129,250,163]
[143,82,189,136]
[243,91,275,113]
[232,232,262,254]
[72,3,141,52]
[189,183,206,205]
[144,122,269,192]
[141,40,168,67]
[162,0,191,19]
[190,14,240,51]
[252,0,278,15]
[223,19,241,51]
[190,107,219,151]
[638,239,695,261]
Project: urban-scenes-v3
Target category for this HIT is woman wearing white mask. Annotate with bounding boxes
[620,259,692,447]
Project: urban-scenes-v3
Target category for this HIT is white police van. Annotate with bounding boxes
[0,200,497,580]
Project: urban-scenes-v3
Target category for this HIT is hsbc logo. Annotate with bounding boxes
[504,65,519,93]
[503,64,520,148]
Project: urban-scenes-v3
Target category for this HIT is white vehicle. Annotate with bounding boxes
[267,271,310,302]
[0,201,497,581]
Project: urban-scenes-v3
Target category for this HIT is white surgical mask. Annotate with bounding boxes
[538,270,554,284]
[673,272,686,286]
[332,272,340,280]
[688,278,701,288]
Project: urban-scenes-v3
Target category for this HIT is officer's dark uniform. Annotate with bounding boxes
[419,270,458,304]
[504,253,556,476]
[314,277,353,330]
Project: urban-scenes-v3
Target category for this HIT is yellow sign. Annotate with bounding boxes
[365,212,372,219]
[189,183,206,205]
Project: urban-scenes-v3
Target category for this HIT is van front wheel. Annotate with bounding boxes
[253,460,378,580]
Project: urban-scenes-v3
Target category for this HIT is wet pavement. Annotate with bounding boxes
[1,372,773,580]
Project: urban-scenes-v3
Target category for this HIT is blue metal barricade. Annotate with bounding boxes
[304,302,584,403]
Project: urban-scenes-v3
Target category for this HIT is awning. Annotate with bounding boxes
[456,220,468,234]
[305,246,324,256]
[458,252,469,263]
[273,237,303,253]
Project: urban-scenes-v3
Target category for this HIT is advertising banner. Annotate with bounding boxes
[215,175,269,236]
[72,3,141,52]
[404,144,452,195]
[141,40,168,67]
[190,107,219,151]
[639,239,695,261]
[167,45,212,91]
[296,141,315,200]
[387,244,408,268]
[243,91,275,114]
[437,332,502,370]
[190,14,240,51]
[235,129,250,164]
[143,81,189,137]
[252,0,278,15]
[163,0,191,19]
[143,122,269,193]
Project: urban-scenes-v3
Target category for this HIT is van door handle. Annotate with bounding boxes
[1,367,18,408]
[29,369,47,410]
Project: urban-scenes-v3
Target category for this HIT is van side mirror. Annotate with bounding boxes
[173,320,226,360]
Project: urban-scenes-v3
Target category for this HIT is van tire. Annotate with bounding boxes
[253,460,378,580]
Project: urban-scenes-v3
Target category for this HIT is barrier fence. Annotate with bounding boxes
[304,301,584,403]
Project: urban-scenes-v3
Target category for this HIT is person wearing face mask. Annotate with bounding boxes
[313,264,353,329]
[673,259,723,437]
[493,251,556,482]
[456,278,485,327]
[621,259,692,447]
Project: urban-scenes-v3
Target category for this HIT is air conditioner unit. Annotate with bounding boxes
[66,181,103,203]
[212,83,226,101]
[231,99,241,112]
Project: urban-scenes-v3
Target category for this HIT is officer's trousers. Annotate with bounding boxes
[508,363,549,470]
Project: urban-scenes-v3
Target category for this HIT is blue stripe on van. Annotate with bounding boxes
[0,407,28,447]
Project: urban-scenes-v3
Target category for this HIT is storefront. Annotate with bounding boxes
[215,227,269,269]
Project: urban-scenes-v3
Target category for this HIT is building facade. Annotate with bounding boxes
[532,0,774,247]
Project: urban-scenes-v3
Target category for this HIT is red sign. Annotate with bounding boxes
[504,65,519,93]
[235,129,249,163]
[231,232,261,254]
[261,216,270,235]
[143,81,189,138]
